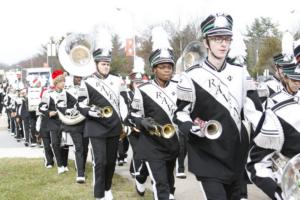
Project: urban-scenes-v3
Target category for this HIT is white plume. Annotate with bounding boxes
[228,27,247,65]
[93,25,112,51]
[133,56,145,74]
[281,31,294,61]
[151,26,172,51]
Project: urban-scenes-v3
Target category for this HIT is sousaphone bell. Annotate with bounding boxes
[58,33,96,77]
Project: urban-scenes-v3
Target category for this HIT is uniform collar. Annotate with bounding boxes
[205,58,227,72]
[95,72,109,80]
[153,78,170,88]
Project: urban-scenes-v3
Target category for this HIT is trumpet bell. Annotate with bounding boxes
[102,106,113,118]
[149,124,176,139]
[204,120,222,140]
[281,153,300,199]
[161,124,176,139]
[58,33,96,77]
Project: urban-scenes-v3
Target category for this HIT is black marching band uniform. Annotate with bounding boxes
[123,73,148,179]
[257,54,285,103]
[174,14,250,199]
[246,62,300,200]
[77,47,123,200]
[39,87,55,168]
[4,14,300,200]
[130,47,179,200]
[56,76,89,183]
[38,70,69,174]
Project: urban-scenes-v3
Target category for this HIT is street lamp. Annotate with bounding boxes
[47,37,57,70]
[115,7,136,69]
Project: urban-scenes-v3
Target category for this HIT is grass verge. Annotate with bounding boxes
[0,158,152,200]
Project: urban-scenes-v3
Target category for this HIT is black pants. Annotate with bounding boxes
[90,136,119,198]
[128,133,142,175]
[6,111,11,129]
[22,118,30,143]
[50,130,64,167]
[41,131,54,166]
[70,131,89,177]
[197,177,241,200]
[118,137,129,161]
[177,133,187,173]
[29,112,37,143]
[134,160,149,184]
[145,159,176,200]
[15,118,23,139]
[0,102,3,114]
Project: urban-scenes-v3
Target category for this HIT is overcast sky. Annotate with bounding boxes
[0,0,299,64]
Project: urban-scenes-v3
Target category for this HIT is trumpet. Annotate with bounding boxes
[149,123,176,139]
[91,105,113,118]
[194,117,222,140]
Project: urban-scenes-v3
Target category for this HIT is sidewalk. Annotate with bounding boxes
[0,116,268,200]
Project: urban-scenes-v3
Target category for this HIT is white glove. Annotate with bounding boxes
[65,108,79,117]
[88,110,100,118]
[190,125,205,138]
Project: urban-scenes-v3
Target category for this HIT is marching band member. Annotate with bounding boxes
[39,86,54,168]
[56,75,88,183]
[130,27,179,200]
[246,62,300,200]
[294,39,300,64]
[7,87,18,137]
[16,88,31,146]
[0,83,4,115]
[174,13,250,199]
[38,70,69,174]
[123,72,148,178]
[77,30,124,200]
[257,54,285,103]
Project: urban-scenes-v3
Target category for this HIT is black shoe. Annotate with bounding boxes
[24,142,29,147]
[118,160,124,166]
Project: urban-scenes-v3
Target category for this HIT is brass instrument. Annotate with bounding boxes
[58,33,96,77]
[57,109,85,125]
[202,120,222,140]
[271,152,300,199]
[149,123,176,139]
[194,117,222,140]
[175,41,207,74]
[91,105,113,118]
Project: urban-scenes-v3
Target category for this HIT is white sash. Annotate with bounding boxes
[190,66,242,131]
[86,78,121,118]
[140,82,177,126]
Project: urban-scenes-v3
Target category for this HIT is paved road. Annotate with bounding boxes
[0,116,269,200]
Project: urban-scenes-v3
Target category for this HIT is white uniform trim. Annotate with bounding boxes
[198,181,208,200]
[145,161,159,200]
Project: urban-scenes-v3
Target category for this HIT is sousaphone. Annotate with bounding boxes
[58,33,96,77]
[175,40,207,74]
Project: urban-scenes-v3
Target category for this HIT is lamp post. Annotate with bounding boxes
[47,37,57,70]
[115,7,136,69]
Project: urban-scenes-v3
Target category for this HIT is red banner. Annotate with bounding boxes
[125,38,134,56]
